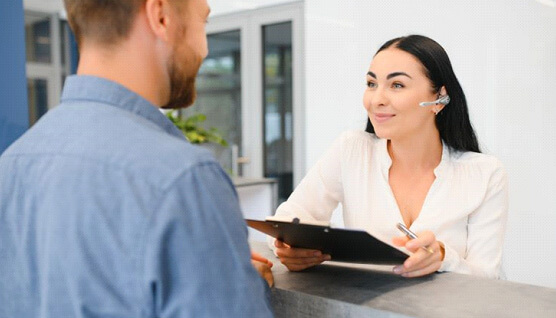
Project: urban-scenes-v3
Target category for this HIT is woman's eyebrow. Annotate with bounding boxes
[366,71,412,80]
[387,72,412,80]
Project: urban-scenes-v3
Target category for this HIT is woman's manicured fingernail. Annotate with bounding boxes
[393,266,402,274]
[324,254,331,260]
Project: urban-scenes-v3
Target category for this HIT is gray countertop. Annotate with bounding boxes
[250,241,556,318]
[232,177,277,187]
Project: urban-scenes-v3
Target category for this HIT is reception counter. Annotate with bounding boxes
[250,241,556,317]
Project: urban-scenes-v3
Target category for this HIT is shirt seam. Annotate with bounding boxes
[1,152,157,176]
[61,97,178,138]
[62,97,129,106]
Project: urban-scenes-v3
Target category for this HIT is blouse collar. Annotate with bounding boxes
[378,138,451,179]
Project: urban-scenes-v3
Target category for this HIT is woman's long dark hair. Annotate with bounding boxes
[365,35,481,153]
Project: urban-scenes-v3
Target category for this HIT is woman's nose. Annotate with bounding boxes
[365,88,388,109]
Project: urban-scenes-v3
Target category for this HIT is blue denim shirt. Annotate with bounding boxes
[0,75,273,318]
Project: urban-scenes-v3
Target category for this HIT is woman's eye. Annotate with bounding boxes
[392,82,404,89]
[367,81,377,88]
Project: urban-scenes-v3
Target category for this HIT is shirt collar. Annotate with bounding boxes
[433,142,450,177]
[60,75,185,140]
[378,137,450,178]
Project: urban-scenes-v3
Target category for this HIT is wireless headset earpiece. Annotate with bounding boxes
[419,94,450,107]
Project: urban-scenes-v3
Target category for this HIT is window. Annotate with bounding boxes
[24,11,73,125]
[263,22,293,204]
[180,30,242,174]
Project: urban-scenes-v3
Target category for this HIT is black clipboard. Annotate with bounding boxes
[246,219,409,265]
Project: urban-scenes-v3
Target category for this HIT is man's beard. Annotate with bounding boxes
[161,45,203,109]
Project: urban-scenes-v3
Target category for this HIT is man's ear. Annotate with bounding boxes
[145,0,172,42]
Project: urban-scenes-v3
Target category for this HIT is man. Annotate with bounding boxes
[0,0,274,316]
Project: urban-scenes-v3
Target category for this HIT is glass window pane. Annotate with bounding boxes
[27,78,49,126]
[25,13,51,64]
[60,21,68,68]
[182,30,241,175]
[263,22,293,204]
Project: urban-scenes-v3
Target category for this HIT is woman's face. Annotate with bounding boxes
[363,48,441,140]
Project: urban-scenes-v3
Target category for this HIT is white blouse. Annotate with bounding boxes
[273,130,508,278]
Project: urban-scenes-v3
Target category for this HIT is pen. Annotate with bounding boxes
[396,223,434,254]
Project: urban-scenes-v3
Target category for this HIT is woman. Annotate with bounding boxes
[271,35,508,278]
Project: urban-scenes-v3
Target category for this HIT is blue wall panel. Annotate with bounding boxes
[0,0,29,154]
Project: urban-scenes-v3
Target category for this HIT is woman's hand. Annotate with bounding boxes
[274,240,331,271]
[251,252,274,287]
[392,230,445,278]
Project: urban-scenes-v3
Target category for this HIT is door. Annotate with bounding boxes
[25,11,70,125]
[187,3,304,205]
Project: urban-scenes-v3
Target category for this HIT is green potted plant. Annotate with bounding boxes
[166,111,228,147]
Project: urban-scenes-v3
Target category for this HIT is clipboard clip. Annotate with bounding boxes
[265,215,330,227]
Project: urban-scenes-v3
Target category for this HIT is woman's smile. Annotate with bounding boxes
[373,112,396,124]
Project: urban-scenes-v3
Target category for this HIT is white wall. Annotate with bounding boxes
[304,0,556,288]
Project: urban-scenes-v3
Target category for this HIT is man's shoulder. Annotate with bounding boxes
[3,102,219,186]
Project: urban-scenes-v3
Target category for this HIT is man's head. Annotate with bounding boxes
[64,0,144,48]
[64,0,210,109]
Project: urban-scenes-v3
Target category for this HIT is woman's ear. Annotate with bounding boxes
[439,86,447,97]
[434,86,448,114]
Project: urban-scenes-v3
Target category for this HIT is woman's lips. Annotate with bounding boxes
[374,113,395,123]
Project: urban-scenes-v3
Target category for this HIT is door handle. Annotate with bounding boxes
[237,157,250,164]
[231,144,250,177]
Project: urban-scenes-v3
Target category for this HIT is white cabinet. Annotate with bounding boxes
[234,178,277,242]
